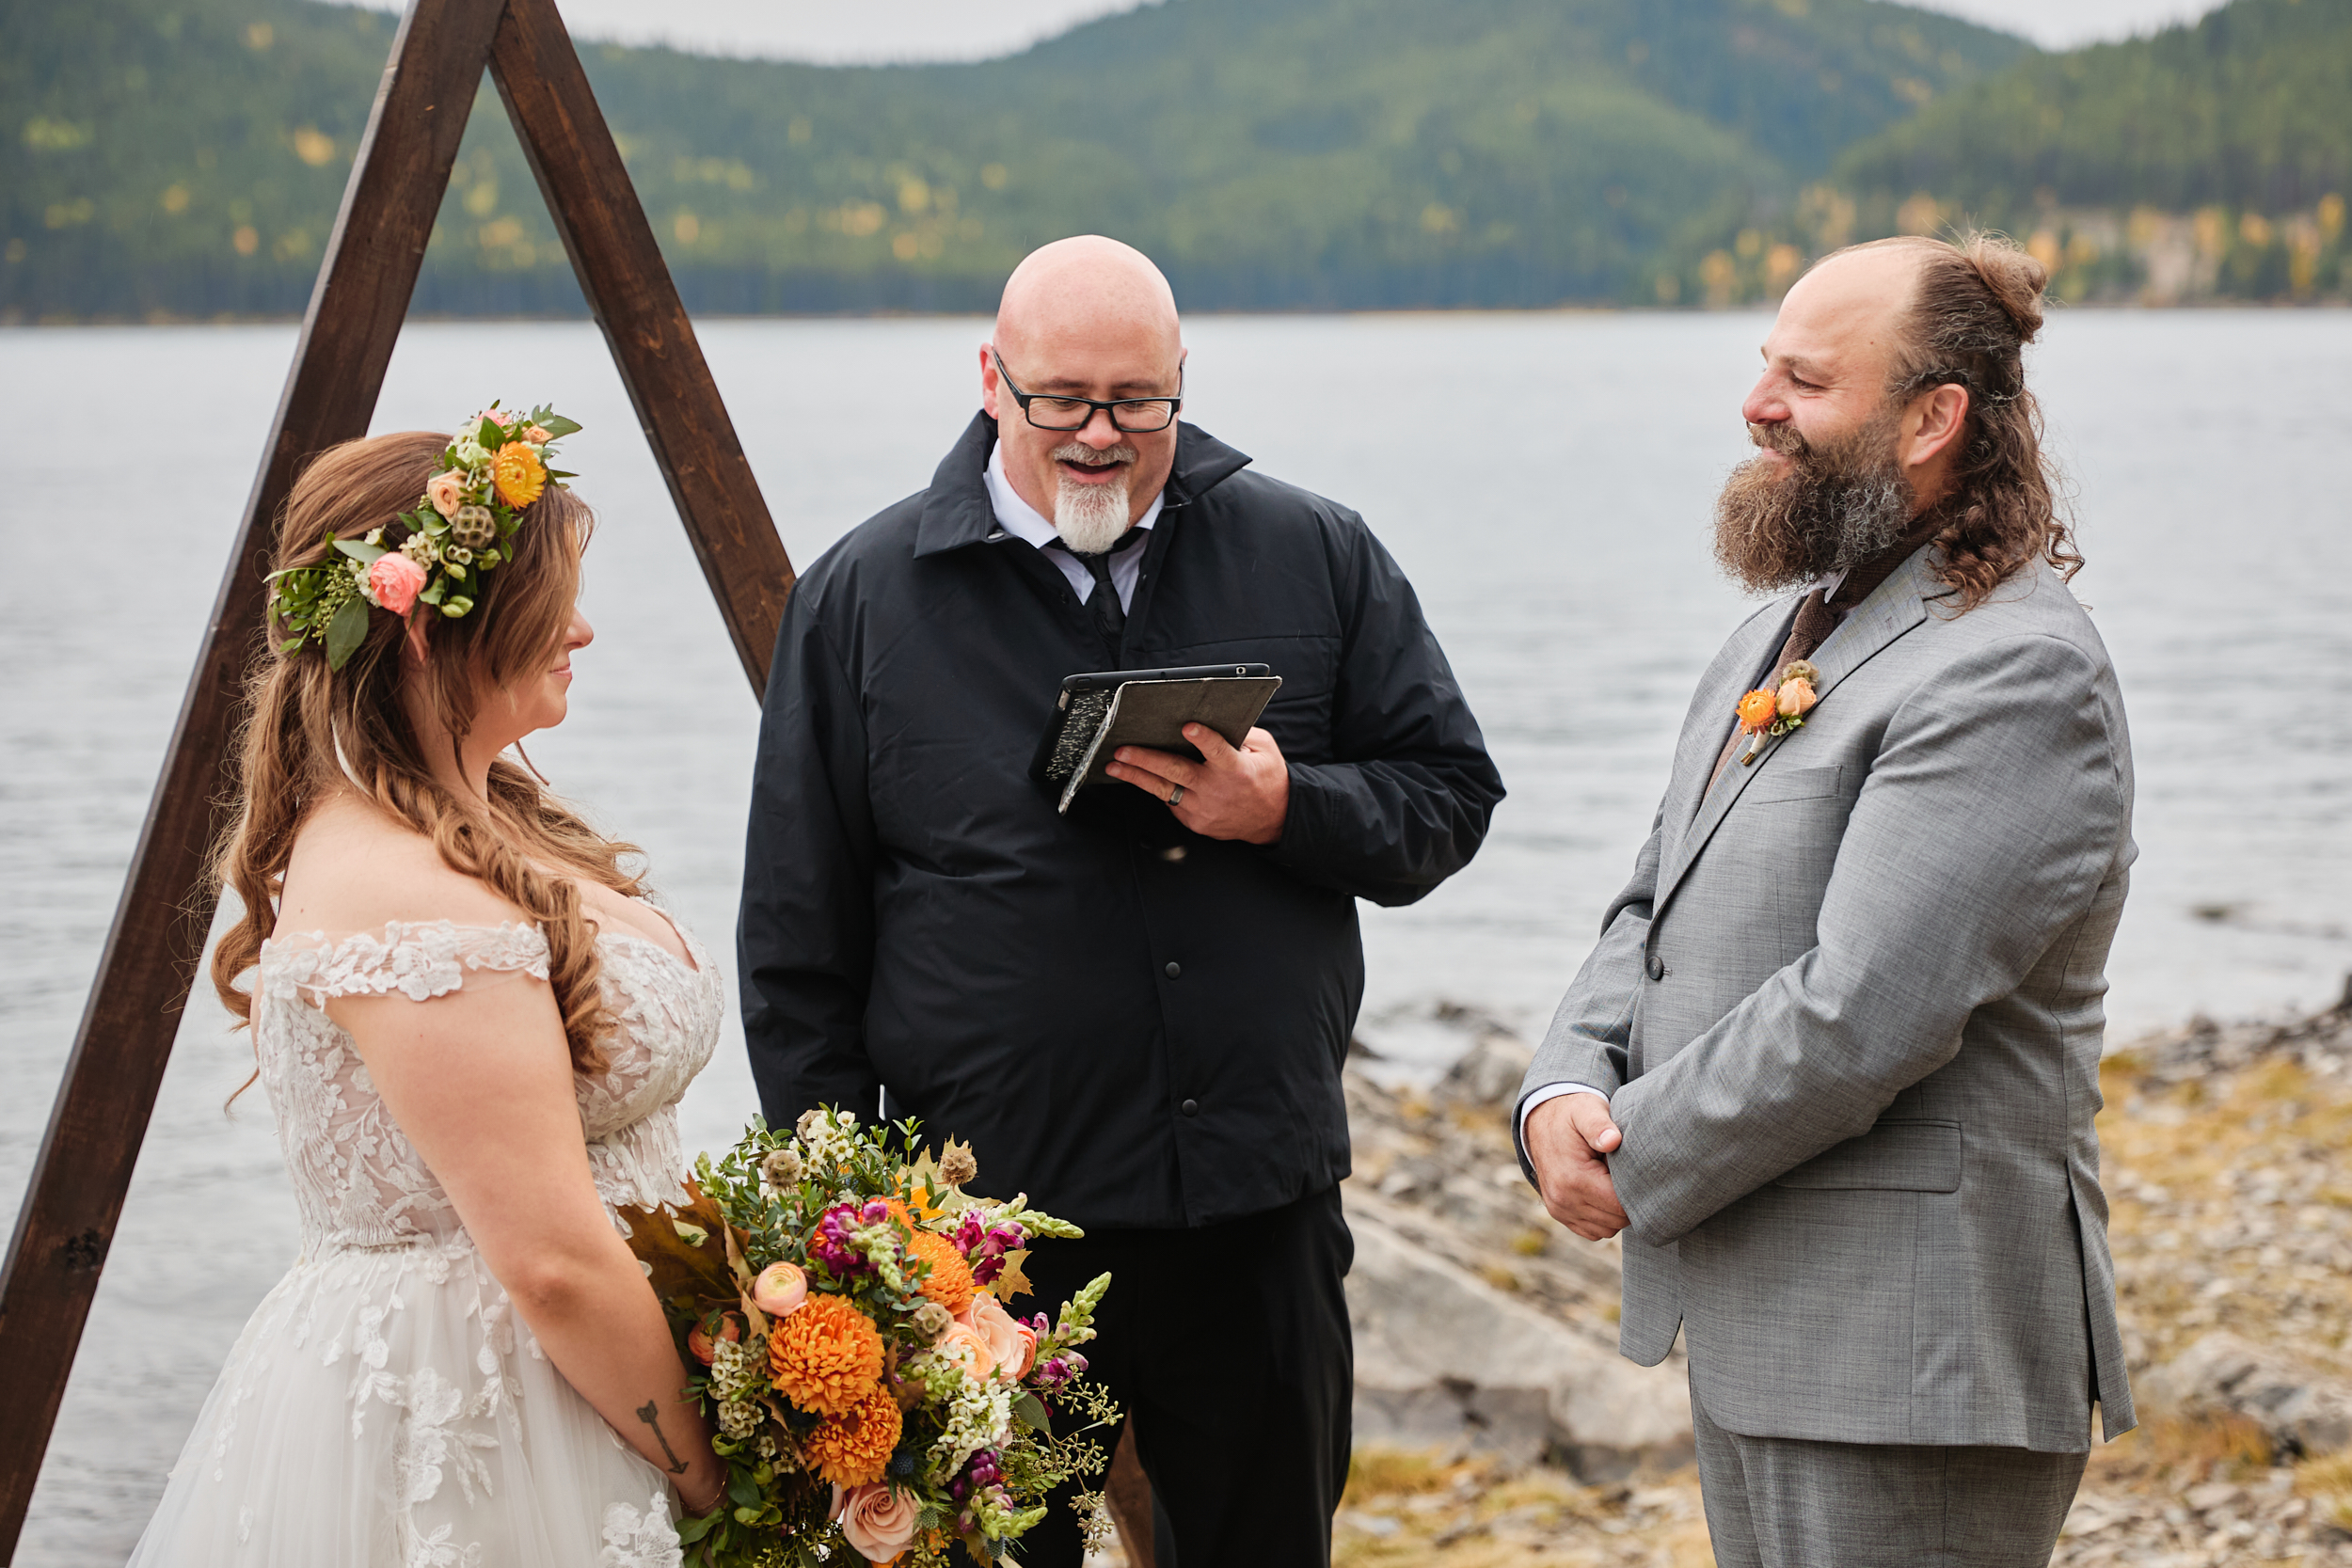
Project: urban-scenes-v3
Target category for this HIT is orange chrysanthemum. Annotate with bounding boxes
[803,1384,903,1488]
[491,441,547,509]
[1735,688,1779,734]
[767,1294,884,1417]
[906,1228,976,1315]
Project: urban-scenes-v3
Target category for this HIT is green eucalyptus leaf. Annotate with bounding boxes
[534,414,582,440]
[324,594,371,670]
[1012,1391,1052,1435]
[332,538,388,565]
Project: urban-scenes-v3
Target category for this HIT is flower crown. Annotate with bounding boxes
[269,403,581,670]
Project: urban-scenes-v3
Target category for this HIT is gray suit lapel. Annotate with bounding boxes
[1653,550,1942,920]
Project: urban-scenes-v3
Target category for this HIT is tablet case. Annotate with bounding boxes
[1036,673,1282,815]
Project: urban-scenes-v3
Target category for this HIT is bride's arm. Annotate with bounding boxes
[332,974,725,1514]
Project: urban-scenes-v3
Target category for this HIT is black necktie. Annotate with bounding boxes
[1047,528,1147,646]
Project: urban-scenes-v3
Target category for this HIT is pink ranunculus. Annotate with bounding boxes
[367,553,428,616]
[957,1291,1036,1382]
[752,1261,809,1318]
[832,1481,921,1563]
[524,424,553,444]
[475,406,517,429]
[425,469,467,518]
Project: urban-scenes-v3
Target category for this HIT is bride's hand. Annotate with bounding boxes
[678,1469,727,1517]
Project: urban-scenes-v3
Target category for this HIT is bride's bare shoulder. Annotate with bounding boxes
[278,792,524,936]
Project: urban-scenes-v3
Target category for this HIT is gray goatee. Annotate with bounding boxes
[1051,440,1138,555]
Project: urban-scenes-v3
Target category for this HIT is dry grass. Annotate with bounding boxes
[1333,1448,1715,1568]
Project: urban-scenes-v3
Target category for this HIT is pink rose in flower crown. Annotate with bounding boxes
[752,1261,808,1318]
[957,1291,1036,1381]
[367,554,428,616]
[523,424,553,444]
[832,1481,921,1563]
[425,470,467,518]
[474,407,518,430]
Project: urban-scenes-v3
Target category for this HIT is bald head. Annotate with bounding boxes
[981,236,1187,546]
[994,235,1182,365]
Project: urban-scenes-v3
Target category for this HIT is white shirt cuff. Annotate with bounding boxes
[1517,1082,1609,1148]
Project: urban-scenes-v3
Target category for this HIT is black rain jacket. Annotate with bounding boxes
[739,413,1503,1229]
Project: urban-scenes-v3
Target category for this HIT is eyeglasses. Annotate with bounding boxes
[993,353,1184,434]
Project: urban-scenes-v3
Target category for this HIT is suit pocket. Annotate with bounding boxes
[1771,1118,1962,1192]
[1742,764,1845,804]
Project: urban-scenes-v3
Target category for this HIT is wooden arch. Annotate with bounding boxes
[0,0,796,1550]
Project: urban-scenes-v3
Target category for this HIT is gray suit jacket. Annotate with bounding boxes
[1518,548,2136,1453]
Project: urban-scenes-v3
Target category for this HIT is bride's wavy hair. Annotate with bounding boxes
[210,429,642,1084]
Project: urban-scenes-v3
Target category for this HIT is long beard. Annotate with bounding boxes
[1712,414,1915,594]
[1051,440,1137,555]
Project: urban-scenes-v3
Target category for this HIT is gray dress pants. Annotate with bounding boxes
[1692,1378,2088,1568]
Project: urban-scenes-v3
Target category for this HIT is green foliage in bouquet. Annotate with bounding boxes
[621,1109,1118,1567]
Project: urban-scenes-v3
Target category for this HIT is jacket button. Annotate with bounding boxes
[1645,952,1666,981]
[1164,961,1182,979]
[1180,1098,1200,1117]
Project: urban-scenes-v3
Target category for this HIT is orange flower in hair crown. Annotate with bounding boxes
[267,403,580,670]
[1734,658,1820,767]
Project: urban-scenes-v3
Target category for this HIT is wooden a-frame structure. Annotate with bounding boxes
[0,0,797,1550]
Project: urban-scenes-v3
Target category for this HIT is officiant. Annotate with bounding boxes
[739,235,1502,1564]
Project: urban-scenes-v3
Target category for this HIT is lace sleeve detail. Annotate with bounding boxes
[261,920,550,1005]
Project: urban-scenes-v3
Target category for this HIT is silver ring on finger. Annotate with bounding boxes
[1168,784,1185,807]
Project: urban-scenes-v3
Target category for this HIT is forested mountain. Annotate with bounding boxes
[5,0,2344,319]
[1829,0,2349,301]
[3,0,2026,317]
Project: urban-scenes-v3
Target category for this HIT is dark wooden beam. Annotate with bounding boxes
[491,0,796,689]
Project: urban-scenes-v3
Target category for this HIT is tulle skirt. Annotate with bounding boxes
[127,1233,683,1568]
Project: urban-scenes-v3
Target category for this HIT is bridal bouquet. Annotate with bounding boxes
[622,1109,1118,1567]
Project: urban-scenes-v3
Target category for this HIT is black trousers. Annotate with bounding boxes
[1015,1184,1355,1568]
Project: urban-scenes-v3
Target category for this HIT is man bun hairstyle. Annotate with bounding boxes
[1834,231,2082,610]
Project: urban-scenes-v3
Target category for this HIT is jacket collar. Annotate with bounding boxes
[913,412,1252,560]
[1652,545,1953,919]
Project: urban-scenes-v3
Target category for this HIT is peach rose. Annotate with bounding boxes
[932,1322,995,1383]
[753,1261,809,1318]
[833,1481,921,1563]
[687,1311,742,1366]
[1776,676,1818,719]
[957,1292,1036,1382]
[524,424,553,444]
[425,469,466,517]
[367,553,428,616]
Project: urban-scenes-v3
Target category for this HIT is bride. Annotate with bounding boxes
[130,414,724,1566]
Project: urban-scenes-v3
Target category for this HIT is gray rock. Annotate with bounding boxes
[1437,1029,1536,1110]
[2139,1331,2352,1454]
[1344,1200,1692,1481]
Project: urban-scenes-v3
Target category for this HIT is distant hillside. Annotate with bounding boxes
[3,0,2028,319]
[1826,0,2350,301]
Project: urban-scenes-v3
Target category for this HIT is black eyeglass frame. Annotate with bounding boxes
[992,353,1185,433]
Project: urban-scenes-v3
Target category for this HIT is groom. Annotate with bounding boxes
[741,235,1502,1563]
[1519,234,2136,1566]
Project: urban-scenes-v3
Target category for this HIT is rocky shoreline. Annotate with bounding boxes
[1311,989,2352,1567]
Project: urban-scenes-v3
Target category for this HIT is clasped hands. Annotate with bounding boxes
[1525,1093,1630,1242]
[1106,723,1290,845]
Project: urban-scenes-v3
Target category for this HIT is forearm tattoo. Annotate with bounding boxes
[635,1399,689,1474]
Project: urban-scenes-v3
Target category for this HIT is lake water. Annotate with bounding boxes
[4,311,2347,1558]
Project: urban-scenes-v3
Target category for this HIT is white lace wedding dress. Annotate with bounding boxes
[127,911,722,1568]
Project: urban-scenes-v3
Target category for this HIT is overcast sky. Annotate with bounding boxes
[342,0,2229,61]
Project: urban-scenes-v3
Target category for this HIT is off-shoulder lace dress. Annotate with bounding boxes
[126,910,722,1568]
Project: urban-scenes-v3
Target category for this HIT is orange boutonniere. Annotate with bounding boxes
[1734,658,1820,767]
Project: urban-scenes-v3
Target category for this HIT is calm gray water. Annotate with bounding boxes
[4,312,2347,1557]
